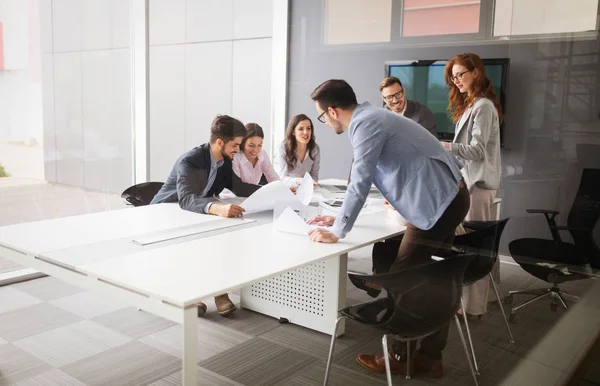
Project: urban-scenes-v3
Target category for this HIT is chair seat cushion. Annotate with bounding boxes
[509,238,587,283]
[340,298,392,325]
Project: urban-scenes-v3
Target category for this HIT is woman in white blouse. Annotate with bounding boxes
[232,123,279,185]
[274,114,320,186]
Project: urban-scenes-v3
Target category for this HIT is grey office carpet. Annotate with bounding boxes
[0,261,593,386]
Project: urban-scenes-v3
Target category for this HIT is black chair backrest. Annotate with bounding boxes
[350,253,474,339]
[567,168,600,266]
[593,218,600,252]
[121,182,164,207]
[454,219,509,284]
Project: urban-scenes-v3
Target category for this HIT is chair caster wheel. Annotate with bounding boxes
[509,314,518,324]
[504,296,513,305]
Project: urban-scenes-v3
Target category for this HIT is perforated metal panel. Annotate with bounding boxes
[248,261,327,316]
[241,254,348,335]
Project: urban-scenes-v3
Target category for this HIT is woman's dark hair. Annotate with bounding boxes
[284,114,316,171]
[241,123,264,151]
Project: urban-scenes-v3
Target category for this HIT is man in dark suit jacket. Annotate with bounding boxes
[380,76,438,138]
[151,114,261,317]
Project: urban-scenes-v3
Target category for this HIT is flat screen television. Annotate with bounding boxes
[387,58,509,145]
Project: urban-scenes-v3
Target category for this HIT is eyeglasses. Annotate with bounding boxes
[451,70,471,83]
[317,110,328,123]
[382,90,405,102]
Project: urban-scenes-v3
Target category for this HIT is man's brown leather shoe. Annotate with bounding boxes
[356,353,413,374]
[197,302,207,317]
[214,294,236,316]
[414,353,444,378]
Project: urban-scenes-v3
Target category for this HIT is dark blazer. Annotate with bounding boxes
[403,100,438,139]
[383,100,437,138]
[150,143,261,213]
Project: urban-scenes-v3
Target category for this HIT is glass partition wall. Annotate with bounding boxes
[289,0,600,384]
[0,0,137,285]
[0,0,599,383]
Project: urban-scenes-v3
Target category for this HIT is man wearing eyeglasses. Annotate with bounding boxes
[380,76,438,139]
[346,76,439,184]
[307,79,469,377]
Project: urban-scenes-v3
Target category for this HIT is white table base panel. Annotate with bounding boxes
[241,253,348,336]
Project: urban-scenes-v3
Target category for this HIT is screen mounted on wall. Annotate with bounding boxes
[387,58,509,145]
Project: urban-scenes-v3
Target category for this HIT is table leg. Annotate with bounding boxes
[334,253,348,337]
[182,306,198,385]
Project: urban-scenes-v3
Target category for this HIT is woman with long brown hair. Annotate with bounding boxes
[274,114,320,186]
[442,53,502,317]
[232,123,280,185]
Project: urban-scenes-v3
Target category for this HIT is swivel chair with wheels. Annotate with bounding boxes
[506,168,600,322]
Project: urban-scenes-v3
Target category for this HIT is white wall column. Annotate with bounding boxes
[270,0,289,155]
[131,0,149,184]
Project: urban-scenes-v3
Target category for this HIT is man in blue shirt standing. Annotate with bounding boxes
[307,79,470,378]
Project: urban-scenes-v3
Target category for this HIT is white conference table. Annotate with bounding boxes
[0,191,405,385]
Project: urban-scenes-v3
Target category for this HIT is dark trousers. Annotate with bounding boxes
[376,183,470,360]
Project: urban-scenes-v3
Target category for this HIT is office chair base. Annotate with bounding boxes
[506,285,579,323]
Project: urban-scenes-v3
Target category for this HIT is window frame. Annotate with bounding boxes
[319,0,600,50]
[489,0,600,41]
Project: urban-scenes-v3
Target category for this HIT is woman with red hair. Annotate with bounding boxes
[441,53,502,318]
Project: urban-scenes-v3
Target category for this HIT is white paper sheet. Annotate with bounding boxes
[239,181,296,213]
[295,172,314,205]
[273,206,327,236]
[232,173,317,214]
[273,200,311,221]
[273,207,311,235]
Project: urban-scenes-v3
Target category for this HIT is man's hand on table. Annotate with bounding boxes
[308,228,339,243]
[209,203,245,218]
[306,215,336,226]
[306,215,338,243]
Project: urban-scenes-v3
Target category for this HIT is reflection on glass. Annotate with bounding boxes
[493,0,599,36]
[402,0,481,37]
[325,0,392,45]
[389,60,508,141]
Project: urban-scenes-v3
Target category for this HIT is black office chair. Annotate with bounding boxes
[453,219,514,375]
[324,254,478,386]
[506,168,600,322]
[593,217,600,252]
[120,182,164,207]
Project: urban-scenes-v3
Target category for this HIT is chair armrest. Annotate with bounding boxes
[526,209,560,215]
[526,209,562,243]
